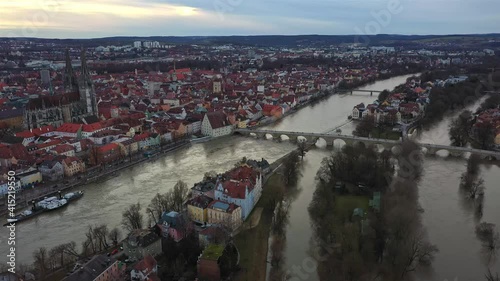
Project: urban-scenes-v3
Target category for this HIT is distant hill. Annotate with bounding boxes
[4,34,500,47]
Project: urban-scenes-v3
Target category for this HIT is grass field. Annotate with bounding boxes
[234,173,284,281]
[371,127,402,140]
[334,195,370,221]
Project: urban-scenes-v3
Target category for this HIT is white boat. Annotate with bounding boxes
[63,191,84,202]
[36,196,68,211]
[45,198,68,211]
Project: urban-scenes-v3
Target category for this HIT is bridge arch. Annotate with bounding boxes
[315,137,327,148]
[482,154,498,161]
[265,133,274,140]
[333,139,347,149]
[297,136,308,143]
[435,149,450,158]
[372,143,387,153]
[280,135,290,141]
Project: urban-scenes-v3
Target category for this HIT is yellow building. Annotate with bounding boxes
[63,157,86,177]
[18,169,42,188]
[207,200,243,231]
[186,195,213,223]
[114,138,139,156]
[237,120,248,129]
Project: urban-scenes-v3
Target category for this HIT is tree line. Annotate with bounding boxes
[309,141,437,281]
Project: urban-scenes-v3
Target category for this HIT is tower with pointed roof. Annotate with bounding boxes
[63,49,79,94]
[23,49,97,129]
[78,49,98,117]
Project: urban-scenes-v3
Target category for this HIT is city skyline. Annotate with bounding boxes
[1,0,500,39]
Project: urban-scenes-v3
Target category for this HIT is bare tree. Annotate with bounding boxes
[398,230,439,279]
[108,227,121,247]
[475,121,495,150]
[33,247,49,278]
[282,151,301,186]
[475,222,499,263]
[461,154,482,193]
[297,140,308,160]
[485,269,500,281]
[172,180,189,212]
[353,115,376,137]
[84,225,97,254]
[122,202,144,232]
[469,178,486,199]
[61,241,81,259]
[271,200,291,237]
[449,110,472,147]
[146,192,173,223]
[93,224,110,251]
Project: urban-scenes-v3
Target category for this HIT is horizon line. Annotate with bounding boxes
[2,33,500,41]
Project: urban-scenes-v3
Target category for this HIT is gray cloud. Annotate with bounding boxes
[1,0,499,38]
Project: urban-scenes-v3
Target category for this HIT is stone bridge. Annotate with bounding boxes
[234,129,500,160]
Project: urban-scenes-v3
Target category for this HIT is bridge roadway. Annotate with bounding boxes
[336,89,383,96]
[234,129,500,160]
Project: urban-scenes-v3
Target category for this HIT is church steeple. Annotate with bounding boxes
[80,49,92,85]
[78,48,98,117]
[63,49,79,93]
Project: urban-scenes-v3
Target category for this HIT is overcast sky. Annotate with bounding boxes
[1,0,499,38]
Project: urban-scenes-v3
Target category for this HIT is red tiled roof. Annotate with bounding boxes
[9,143,29,160]
[15,131,35,138]
[63,156,82,165]
[82,122,102,132]
[56,123,81,133]
[98,143,119,153]
[0,147,12,159]
[31,125,56,136]
[134,255,157,273]
[206,111,229,129]
[51,144,74,154]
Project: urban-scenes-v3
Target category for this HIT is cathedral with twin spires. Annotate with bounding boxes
[23,49,98,129]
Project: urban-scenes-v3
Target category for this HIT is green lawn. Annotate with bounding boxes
[334,195,370,221]
[371,127,401,140]
[234,173,284,281]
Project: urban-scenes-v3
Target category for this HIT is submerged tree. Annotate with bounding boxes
[297,140,308,160]
[485,269,500,281]
[282,150,301,186]
[353,115,376,138]
[449,110,472,147]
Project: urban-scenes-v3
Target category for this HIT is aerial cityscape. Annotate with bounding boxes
[1,1,500,281]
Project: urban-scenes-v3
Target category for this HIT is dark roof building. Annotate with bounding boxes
[62,255,121,281]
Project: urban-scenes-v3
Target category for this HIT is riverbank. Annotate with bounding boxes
[0,141,190,218]
[234,172,284,281]
[251,72,420,130]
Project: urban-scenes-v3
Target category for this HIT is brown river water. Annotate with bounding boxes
[1,74,498,281]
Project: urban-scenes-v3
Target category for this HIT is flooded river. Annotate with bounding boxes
[2,73,498,281]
